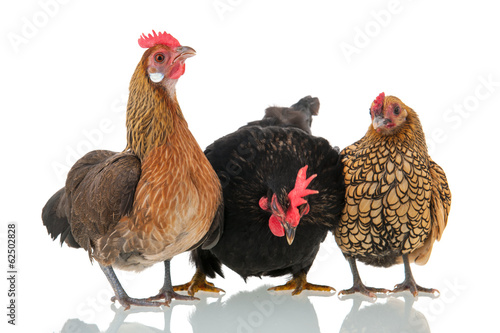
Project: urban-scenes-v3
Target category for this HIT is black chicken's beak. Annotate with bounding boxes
[174,46,196,62]
[283,223,296,245]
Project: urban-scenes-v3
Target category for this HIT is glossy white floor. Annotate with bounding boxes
[2,1,498,332]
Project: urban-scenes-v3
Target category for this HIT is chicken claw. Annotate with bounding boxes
[110,295,163,311]
[148,260,202,305]
[173,270,225,296]
[392,280,439,297]
[339,256,390,300]
[101,263,165,310]
[147,289,199,306]
[338,284,389,300]
[268,271,335,296]
[391,255,439,297]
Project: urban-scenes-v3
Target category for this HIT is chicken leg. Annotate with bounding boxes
[391,254,439,296]
[147,260,200,305]
[268,270,335,296]
[173,268,225,296]
[100,264,162,310]
[339,256,390,299]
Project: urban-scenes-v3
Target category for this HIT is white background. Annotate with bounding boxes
[1,0,499,332]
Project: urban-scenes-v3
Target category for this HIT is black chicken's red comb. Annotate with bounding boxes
[288,166,318,209]
[138,30,181,49]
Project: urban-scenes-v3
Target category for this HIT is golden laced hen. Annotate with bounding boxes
[335,92,451,297]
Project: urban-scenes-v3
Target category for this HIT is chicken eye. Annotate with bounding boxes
[393,105,400,115]
[154,53,165,63]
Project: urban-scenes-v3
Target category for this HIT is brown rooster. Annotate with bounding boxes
[42,31,223,309]
[335,92,451,297]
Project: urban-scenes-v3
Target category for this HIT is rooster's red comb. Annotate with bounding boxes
[372,92,385,110]
[138,30,181,49]
[288,166,318,209]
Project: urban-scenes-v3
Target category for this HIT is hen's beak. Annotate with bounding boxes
[283,223,297,245]
[174,46,196,62]
[372,115,389,130]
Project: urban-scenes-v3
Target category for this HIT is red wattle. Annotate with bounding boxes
[169,63,186,80]
[259,197,269,211]
[269,215,284,237]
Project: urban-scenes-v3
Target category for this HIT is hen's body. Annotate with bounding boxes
[335,93,451,297]
[337,115,431,267]
[93,115,220,271]
[42,32,222,308]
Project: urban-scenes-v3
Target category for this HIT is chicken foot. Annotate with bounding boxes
[100,264,163,310]
[268,270,335,296]
[391,254,439,297]
[147,260,200,305]
[339,256,390,299]
[173,268,225,296]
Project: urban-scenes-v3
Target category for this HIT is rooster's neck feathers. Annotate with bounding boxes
[125,59,184,160]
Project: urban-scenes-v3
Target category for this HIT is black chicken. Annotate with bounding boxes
[174,96,345,295]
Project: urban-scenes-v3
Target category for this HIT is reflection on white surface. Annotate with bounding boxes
[189,286,321,333]
[62,305,169,333]
[339,294,430,333]
[58,288,435,333]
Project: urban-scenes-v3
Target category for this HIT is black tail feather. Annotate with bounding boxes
[290,95,320,116]
[42,188,80,249]
[242,95,320,134]
[191,248,224,279]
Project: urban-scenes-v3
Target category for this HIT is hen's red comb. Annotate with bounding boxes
[288,166,318,209]
[138,30,181,49]
[373,92,385,110]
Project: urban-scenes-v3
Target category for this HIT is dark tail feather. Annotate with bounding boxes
[42,188,80,248]
[290,95,320,116]
[190,248,224,279]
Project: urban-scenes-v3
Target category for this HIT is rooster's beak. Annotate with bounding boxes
[283,223,296,245]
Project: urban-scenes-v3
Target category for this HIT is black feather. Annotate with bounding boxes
[190,248,224,279]
[42,188,81,249]
[242,95,319,134]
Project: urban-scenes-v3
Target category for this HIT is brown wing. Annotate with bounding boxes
[65,150,141,256]
[428,158,451,241]
[408,158,451,265]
